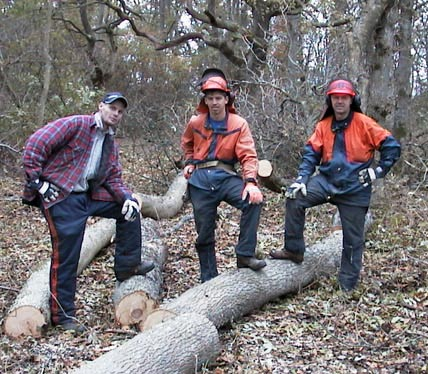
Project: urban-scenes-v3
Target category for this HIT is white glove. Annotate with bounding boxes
[358,167,383,187]
[285,182,307,199]
[242,184,263,204]
[121,198,140,221]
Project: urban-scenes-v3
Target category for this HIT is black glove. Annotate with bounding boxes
[121,197,140,221]
[358,167,383,187]
[29,179,60,203]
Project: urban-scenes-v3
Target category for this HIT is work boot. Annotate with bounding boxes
[269,249,304,264]
[116,260,155,282]
[237,256,267,271]
[56,322,86,334]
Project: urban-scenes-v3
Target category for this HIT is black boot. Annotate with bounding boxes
[116,260,155,282]
[237,255,266,271]
[197,248,218,283]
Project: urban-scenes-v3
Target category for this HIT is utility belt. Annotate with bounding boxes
[195,160,237,174]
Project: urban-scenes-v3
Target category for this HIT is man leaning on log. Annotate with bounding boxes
[21,92,155,333]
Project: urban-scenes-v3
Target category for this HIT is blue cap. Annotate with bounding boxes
[102,92,128,108]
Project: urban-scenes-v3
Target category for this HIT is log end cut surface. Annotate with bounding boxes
[141,308,177,331]
[4,306,46,338]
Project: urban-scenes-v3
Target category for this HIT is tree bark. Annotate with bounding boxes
[143,229,344,330]
[136,174,187,219]
[112,218,168,329]
[71,313,220,374]
[258,159,287,193]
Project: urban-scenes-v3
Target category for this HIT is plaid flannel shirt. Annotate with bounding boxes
[22,114,132,208]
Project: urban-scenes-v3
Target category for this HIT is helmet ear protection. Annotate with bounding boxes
[325,79,361,109]
[197,68,235,106]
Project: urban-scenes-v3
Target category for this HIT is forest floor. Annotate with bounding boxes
[0,151,427,373]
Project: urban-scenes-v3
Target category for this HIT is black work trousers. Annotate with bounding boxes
[43,192,142,325]
[285,175,368,291]
[188,176,261,282]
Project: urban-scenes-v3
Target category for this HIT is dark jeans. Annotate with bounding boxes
[188,176,261,281]
[42,192,142,325]
[285,175,368,291]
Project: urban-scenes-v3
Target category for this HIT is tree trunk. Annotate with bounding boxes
[258,159,287,193]
[36,0,53,126]
[143,229,344,330]
[71,313,220,374]
[136,174,187,219]
[112,218,168,329]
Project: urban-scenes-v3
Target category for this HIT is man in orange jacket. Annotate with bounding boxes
[270,79,401,292]
[181,68,266,282]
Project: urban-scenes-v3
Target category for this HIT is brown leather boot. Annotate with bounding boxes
[269,249,304,264]
[237,256,267,270]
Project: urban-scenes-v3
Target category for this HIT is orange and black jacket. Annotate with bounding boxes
[181,112,259,182]
[298,111,401,195]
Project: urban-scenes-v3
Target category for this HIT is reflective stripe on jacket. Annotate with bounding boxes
[181,113,259,181]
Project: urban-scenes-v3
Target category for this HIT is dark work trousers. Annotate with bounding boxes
[42,192,142,325]
[285,176,368,291]
[188,177,261,282]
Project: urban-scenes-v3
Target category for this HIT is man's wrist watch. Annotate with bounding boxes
[244,178,257,185]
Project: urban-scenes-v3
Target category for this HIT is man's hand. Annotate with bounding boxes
[183,165,195,179]
[121,197,140,221]
[242,183,263,204]
[285,180,307,199]
[358,167,383,187]
[29,179,60,203]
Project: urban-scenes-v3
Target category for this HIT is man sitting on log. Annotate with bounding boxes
[270,78,401,292]
[22,92,155,333]
[181,68,266,283]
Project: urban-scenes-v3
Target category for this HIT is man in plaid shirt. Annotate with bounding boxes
[22,92,154,333]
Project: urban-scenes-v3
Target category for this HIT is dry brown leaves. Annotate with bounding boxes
[1,157,427,373]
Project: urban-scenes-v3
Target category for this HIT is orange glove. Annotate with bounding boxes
[242,183,263,204]
[183,165,195,179]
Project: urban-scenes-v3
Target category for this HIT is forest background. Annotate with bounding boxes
[0,0,427,373]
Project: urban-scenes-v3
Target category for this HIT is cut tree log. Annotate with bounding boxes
[4,218,116,338]
[143,230,345,330]
[112,218,168,329]
[71,312,220,374]
[136,174,187,219]
[257,159,287,193]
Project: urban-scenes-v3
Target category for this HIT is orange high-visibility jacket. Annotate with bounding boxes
[181,112,259,182]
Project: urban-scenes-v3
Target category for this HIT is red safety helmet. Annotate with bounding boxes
[201,76,230,93]
[326,79,356,97]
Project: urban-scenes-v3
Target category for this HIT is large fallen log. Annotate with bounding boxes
[143,230,344,330]
[112,218,168,329]
[4,219,116,338]
[72,313,220,374]
[136,174,187,219]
